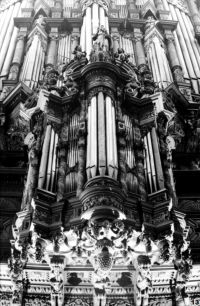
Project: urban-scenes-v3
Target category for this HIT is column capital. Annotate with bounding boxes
[133,28,144,41]
[159,20,178,32]
[71,34,80,41]
[165,33,175,44]
[128,19,146,31]
[112,35,120,41]
[17,34,26,41]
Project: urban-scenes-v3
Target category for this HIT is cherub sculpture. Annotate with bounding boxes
[114,48,130,64]
[72,45,87,61]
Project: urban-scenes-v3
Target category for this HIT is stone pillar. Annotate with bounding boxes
[165,33,184,83]
[8,36,25,80]
[112,36,120,54]
[133,30,147,70]
[67,21,81,60]
[46,37,57,69]
[110,21,122,54]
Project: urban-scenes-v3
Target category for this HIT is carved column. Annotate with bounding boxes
[21,113,44,210]
[133,32,147,70]
[112,35,120,54]
[165,34,184,83]
[68,20,81,60]
[110,20,122,54]
[157,112,175,202]
[8,243,24,306]
[46,36,58,69]
[57,120,68,202]
[117,120,128,195]
[133,121,147,201]
[8,36,25,80]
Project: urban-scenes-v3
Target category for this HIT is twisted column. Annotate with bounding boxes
[57,121,68,202]
[117,121,127,195]
[134,122,147,201]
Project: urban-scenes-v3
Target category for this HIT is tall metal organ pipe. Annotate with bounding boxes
[86,93,118,180]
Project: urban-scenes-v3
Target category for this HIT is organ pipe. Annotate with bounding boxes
[151,127,165,190]
[85,7,92,60]
[99,6,105,28]
[112,103,118,180]
[92,3,99,34]
[98,92,106,176]
[46,129,55,191]
[91,96,98,177]
[50,133,58,192]
[106,96,115,178]
[144,135,153,193]
[147,131,157,192]
[38,125,52,189]
[86,104,92,180]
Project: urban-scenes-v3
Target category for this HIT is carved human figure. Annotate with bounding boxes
[145,16,159,32]
[125,72,141,97]
[34,15,46,30]
[8,65,19,80]
[72,45,87,61]
[114,48,130,64]
[92,270,111,306]
[50,265,63,293]
[92,25,111,51]
[135,256,152,306]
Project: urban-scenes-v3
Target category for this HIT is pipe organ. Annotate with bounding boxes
[0,1,200,306]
